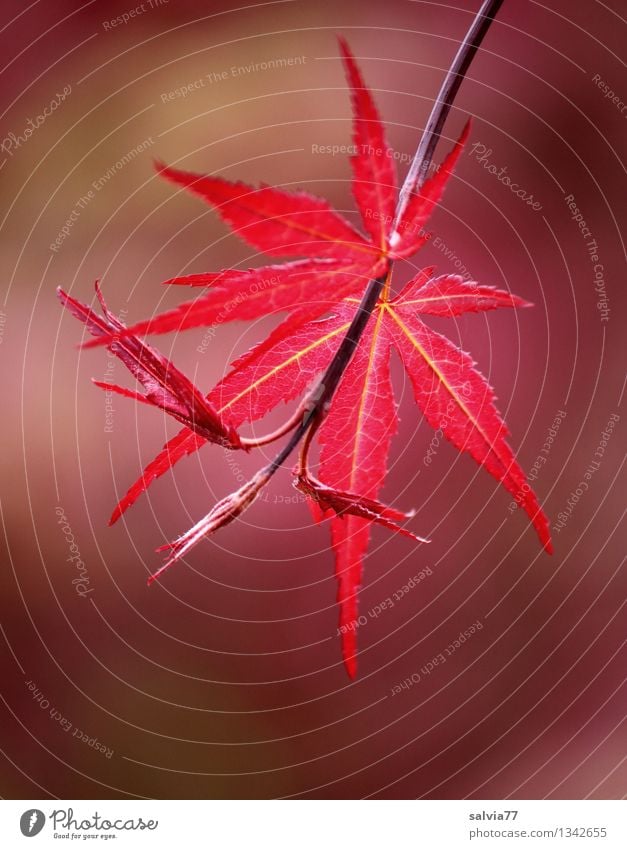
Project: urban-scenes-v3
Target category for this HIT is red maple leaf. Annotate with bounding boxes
[59,37,551,678]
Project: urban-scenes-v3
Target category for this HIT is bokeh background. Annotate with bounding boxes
[1,0,624,799]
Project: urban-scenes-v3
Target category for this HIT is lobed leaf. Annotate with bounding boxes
[156,162,375,260]
[86,258,375,345]
[317,304,400,677]
[339,37,397,252]
[396,270,532,316]
[384,304,552,552]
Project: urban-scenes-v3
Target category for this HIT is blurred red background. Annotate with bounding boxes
[1,0,624,799]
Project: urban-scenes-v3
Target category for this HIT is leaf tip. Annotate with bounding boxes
[147,557,172,585]
[336,34,351,55]
[109,500,126,526]
[56,286,75,313]
[344,654,357,679]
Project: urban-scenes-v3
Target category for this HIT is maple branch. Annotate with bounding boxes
[265,0,505,477]
[393,0,505,230]
[150,1,507,575]
[297,408,319,474]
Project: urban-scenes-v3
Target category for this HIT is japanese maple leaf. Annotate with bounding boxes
[60,38,551,678]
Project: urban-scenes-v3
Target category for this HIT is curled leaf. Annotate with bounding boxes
[294,470,428,543]
[57,284,242,449]
[150,467,272,584]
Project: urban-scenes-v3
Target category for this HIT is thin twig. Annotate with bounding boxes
[393,0,505,231]
[262,0,505,479]
[239,404,303,448]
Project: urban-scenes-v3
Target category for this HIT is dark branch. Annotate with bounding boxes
[268,269,390,472]
[267,0,505,479]
[394,0,505,227]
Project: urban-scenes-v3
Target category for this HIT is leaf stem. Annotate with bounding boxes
[263,0,505,478]
[239,405,303,448]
